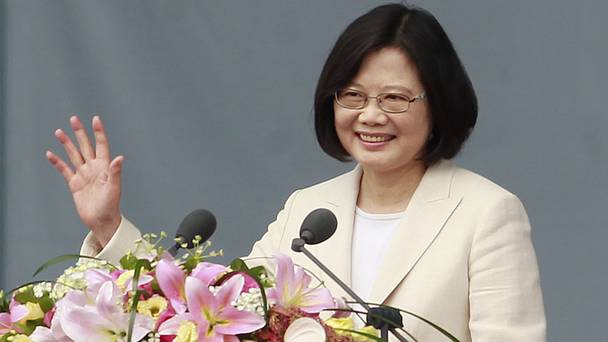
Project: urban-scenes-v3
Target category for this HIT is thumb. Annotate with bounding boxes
[108,155,124,186]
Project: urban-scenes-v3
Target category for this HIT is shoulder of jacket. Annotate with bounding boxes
[450,163,521,204]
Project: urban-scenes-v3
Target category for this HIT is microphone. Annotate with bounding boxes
[291,209,407,342]
[367,307,404,341]
[168,209,217,256]
[299,208,337,245]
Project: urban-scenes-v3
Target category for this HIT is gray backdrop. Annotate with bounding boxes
[2,1,607,340]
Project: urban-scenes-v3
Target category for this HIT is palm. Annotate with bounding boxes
[69,159,119,228]
[46,116,124,245]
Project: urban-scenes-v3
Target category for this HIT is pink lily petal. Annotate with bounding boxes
[85,269,113,293]
[331,297,351,318]
[61,309,108,342]
[294,267,312,289]
[184,276,218,316]
[0,313,12,333]
[130,316,156,342]
[10,304,29,323]
[299,288,335,313]
[94,281,121,326]
[273,253,296,302]
[191,262,227,285]
[157,313,192,336]
[60,290,88,308]
[156,259,187,314]
[214,275,244,309]
[214,306,266,335]
[268,253,335,313]
[30,326,57,342]
[125,273,154,290]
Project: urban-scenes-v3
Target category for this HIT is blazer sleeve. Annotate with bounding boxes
[247,190,300,263]
[468,193,547,341]
[79,216,142,266]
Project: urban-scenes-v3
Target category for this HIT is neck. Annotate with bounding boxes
[357,161,427,214]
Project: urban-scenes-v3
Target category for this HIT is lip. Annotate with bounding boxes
[356,132,395,148]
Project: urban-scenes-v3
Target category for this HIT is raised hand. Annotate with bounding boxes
[46,115,124,248]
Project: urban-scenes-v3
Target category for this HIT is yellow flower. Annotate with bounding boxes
[115,270,135,291]
[174,320,198,342]
[355,325,380,341]
[11,334,33,342]
[19,302,45,322]
[325,316,355,331]
[325,317,379,341]
[137,296,168,320]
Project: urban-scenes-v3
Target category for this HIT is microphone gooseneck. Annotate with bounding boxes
[168,209,217,256]
[291,208,408,342]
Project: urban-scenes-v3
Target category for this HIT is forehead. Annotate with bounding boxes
[350,46,422,92]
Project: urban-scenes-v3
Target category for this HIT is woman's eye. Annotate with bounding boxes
[344,91,363,98]
[383,94,409,102]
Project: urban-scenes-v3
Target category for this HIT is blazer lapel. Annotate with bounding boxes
[369,161,462,304]
[316,165,362,293]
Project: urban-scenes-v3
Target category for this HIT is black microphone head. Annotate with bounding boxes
[176,209,217,248]
[299,208,337,245]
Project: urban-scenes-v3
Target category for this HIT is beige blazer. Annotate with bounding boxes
[82,160,546,341]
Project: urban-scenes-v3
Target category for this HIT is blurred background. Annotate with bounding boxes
[1,1,606,340]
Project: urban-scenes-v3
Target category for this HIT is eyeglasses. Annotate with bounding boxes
[334,88,426,114]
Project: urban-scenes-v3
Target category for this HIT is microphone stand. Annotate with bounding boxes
[291,238,408,342]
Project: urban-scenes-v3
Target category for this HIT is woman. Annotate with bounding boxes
[46,4,546,341]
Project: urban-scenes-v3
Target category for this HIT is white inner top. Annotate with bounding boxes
[351,207,405,302]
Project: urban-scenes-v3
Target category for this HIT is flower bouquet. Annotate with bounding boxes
[0,233,387,342]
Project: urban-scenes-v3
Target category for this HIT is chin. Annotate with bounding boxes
[355,154,424,174]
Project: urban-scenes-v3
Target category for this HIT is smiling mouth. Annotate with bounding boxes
[358,133,395,143]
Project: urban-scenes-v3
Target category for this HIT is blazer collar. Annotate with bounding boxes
[318,160,462,303]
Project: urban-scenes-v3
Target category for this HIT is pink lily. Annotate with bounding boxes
[0,300,28,334]
[159,275,265,341]
[266,253,335,313]
[156,259,227,315]
[156,259,188,314]
[191,262,227,285]
[58,280,153,342]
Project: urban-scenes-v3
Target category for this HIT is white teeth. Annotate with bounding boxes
[359,134,390,142]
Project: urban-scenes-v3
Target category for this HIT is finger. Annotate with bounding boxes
[55,128,85,168]
[102,155,124,186]
[92,115,111,160]
[109,155,124,177]
[70,115,95,160]
[46,150,75,183]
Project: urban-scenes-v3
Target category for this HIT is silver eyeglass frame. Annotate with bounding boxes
[334,88,426,114]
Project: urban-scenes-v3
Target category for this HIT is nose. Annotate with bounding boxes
[357,100,388,126]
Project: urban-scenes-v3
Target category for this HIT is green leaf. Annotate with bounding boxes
[32,254,112,277]
[350,301,461,342]
[126,259,145,342]
[0,290,10,312]
[398,308,460,342]
[13,286,36,304]
[22,318,45,335]
[120,254,138,270]
[229,258,250,272]
[38,294,55,312]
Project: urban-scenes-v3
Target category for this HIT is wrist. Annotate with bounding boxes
[91,214,122,248]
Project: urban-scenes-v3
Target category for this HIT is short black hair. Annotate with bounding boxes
[314,3,477,166]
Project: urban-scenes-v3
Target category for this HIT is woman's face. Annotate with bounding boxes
[333,46,431,174]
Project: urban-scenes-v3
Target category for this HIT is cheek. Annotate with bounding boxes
[333,108,353,136]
